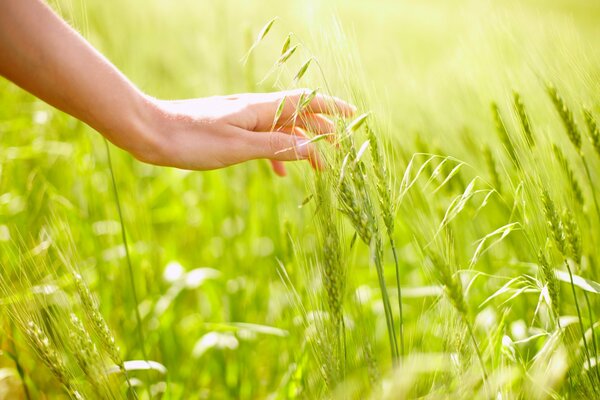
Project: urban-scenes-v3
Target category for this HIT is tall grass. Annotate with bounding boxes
[2,0,600,398]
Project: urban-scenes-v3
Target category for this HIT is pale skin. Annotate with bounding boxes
[0,0,355,176]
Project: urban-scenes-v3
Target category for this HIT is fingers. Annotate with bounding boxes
[270,160,287,177]
[289,113,335,135]
[296,89,355,117]
[241,127,324,170]
[249,89,355,131]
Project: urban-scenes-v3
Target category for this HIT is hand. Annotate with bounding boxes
[0,1,355,176]
[140,89,356,176]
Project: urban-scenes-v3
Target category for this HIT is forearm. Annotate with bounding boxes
[0,0,157,158]
[0,0,353,173]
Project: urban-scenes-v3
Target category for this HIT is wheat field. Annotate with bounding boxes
[2,0,600,398]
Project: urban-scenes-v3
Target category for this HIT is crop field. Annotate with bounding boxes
[2,0,600,398]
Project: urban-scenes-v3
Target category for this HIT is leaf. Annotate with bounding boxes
[555,270,600,294]
[106,360,168,375]
[294,58,312,81]
[202,322,288,337]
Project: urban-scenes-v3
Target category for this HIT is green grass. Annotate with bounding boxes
[2,0,600,398]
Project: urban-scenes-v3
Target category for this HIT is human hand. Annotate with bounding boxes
[139,89,356,176]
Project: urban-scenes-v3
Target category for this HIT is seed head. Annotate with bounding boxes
[547,84,582,152]
[541,189,566,256]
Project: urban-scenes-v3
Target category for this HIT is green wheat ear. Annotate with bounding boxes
[583,108,600,159]
[513,91,535,148]
[72,273,123,370]
[562,208,582,264]
[546,84,582,152]
[538,250,560,321]
[25,320,83,400]
[541,188,567,255]
[482,145,502,193]
[552,144,584,206]
[491,102,518,167]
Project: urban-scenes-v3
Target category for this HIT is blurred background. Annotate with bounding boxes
[2,0,600,398]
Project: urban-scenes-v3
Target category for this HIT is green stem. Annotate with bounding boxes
[583,291,600,385]
[565,260,596,392]
[104,140,149,363]
[390,238,405,358]
[373,240,399,363]
[9,322,31,400]
[465,317,488,386]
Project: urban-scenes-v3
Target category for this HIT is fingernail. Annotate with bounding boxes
[294,137,312,159]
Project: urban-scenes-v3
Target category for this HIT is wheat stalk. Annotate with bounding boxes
[335,129,399,362]
[365,122,405,357]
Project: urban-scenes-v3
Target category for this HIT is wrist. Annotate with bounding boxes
[121,93,171,166]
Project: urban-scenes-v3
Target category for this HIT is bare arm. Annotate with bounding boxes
[0,0,354,175]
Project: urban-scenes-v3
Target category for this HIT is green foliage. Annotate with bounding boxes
[2,0,600,399]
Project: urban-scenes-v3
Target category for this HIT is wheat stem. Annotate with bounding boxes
[565,260,596,390]
[372,238,399,363]
[389,240,405,357]
[465,317,488,382]
[583,290,600,385]
[104,140,148,364]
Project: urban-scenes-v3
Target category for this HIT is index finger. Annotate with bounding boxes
[286,88,356,117]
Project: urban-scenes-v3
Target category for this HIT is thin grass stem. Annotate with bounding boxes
[565,259,597,392]
[104,140,149,364]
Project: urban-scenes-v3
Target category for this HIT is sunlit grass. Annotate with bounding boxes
[2,0,600,398]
